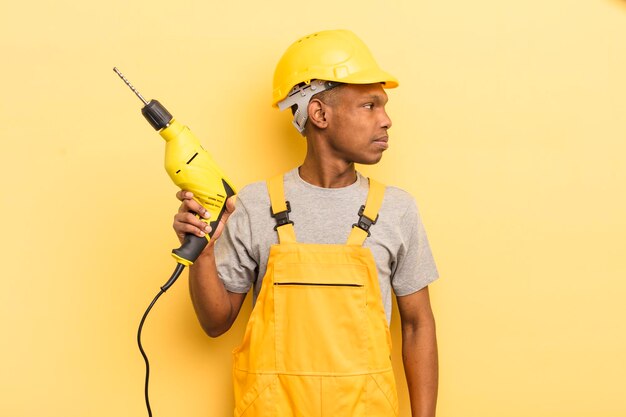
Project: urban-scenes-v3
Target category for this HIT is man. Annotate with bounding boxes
[173,29,439,417]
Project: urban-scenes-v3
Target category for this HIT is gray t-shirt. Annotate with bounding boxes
[215,168,438,323]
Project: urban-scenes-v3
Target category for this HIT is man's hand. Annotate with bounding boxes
[173,191,236,247]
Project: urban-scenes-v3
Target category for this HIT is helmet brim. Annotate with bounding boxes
[272,70,398,108]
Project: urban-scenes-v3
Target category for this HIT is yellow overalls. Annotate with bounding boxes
[232,174,399,417]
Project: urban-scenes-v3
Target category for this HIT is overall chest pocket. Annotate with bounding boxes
[273,262,369,374]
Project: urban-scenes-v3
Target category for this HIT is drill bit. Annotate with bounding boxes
[113,67,149,106]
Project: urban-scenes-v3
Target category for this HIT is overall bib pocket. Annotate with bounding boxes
[273,262,369,374]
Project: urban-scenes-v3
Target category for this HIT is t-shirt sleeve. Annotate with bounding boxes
[214,196,258,294]
[391,198,439,296]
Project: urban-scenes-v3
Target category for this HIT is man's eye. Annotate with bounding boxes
[363,103,374,109]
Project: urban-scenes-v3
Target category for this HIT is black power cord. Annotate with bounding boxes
[137,263,186,417]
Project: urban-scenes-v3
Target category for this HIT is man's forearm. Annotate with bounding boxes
[188,249,236,337]
[402,319,438,417]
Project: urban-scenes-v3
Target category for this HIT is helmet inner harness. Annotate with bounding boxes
[277,79,341,134]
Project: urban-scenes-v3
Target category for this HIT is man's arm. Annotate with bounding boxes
[396,286,438,417]
[173,191,246,337]
[188,249,247,337]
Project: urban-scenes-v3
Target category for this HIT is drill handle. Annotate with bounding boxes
[172,233,210,267]
[160,216,220,292]
[171,178,236,267]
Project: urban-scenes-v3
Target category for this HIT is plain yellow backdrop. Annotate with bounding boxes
[2,0,625,416]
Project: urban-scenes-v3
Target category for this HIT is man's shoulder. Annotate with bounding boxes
[382,183,416,207]
[235,180,270,210]
[376,182,423,224]
[382,183,414,201]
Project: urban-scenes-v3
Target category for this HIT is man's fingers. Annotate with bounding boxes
[173,192,235,244]
[225,195,237,212]
[177,196,211,219]
[176,190,194,201]
[182,212,212,232]
[174,213,212,237]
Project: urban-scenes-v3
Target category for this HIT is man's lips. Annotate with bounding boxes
[373,136,389,149]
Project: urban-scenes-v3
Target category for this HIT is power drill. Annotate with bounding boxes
[113,67,236,416]
[114,67,236,283]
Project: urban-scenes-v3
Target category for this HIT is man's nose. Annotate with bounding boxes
[381,109,392,130]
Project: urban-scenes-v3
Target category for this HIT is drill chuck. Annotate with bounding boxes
[113,67,173,130]
[141,100,173,131]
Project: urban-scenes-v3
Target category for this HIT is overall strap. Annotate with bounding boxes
[267,174,297,244]
[346,178,386,246]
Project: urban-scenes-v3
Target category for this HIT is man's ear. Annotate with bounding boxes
[307,99,329,130]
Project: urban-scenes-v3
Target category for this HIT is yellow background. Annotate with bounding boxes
[2,0,625,416]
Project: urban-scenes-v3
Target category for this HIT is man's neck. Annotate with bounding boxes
[298,158,357,188]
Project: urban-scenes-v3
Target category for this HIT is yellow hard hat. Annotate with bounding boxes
[272,29,399,108]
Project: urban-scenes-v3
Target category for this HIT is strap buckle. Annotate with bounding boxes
[271,201,294,231]
[352,205,379,237]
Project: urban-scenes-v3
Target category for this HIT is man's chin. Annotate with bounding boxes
[358,152,385,166]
